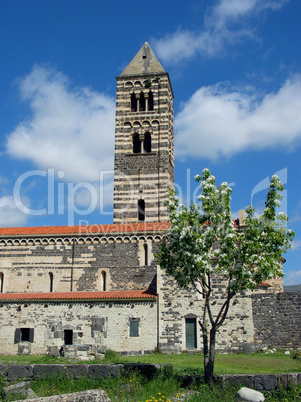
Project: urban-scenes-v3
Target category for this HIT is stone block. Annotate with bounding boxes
[92,317,105,331]
[122,363,158,379]
[236,387,265,401]
[27,388,38,399]
[14,389,111,401]
[277,373,299,388]
[110,364,123,378]
[33,364,65,379]
[88,364,112,378]
[254,374,278,390]
[18,342,31,355]
[48,346,59,357]
[94,345,106,354]
[7,365,33,381]
[223,374,254,388]
[77,344,90,351]
[2,381,27,398]
[0,364,7,377]
[64,364,88,379]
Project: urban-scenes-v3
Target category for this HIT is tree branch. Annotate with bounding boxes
[192,280,205,297]
[215,288,236,330]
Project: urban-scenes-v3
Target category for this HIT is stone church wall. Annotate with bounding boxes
[252,291,301,350]
[0,237,157,294]
[0,299,157,356]
[157,267,256,353]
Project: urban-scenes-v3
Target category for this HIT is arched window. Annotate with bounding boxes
[49,272,53,292]
[0,273,3,293]
[133,133,141,154]
[138,199,145,221]
[144,244,148,266]
[148,91,154,111]
[131,93,137,112]
[139,92,145,111]
[144,133,151,153]
[101,271,106,291]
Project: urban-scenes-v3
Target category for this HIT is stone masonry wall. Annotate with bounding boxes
[0,299,157,355]
[0,235,159,294]
[113,72,174,224]
[157,265,256,353]
[252,291,301,349]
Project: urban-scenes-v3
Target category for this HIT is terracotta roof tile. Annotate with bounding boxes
[0,219,241,237]
[0,290,156,302]
[0,222,171,237]
[258,282,271,287]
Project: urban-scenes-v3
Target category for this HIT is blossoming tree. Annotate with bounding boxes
[156,168,294,383]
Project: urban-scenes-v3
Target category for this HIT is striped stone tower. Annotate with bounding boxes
[113,42,174,223]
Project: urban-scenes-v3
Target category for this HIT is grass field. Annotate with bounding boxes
[0,351,300,401]
[0,350,300,375]
[1,364,301,401]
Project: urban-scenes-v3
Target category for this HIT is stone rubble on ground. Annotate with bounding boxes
[236,387,265,401]
[2,381,37,400]
[26,388,39,399]
[14,389,111,401]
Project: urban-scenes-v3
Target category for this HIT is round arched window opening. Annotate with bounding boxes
[133,133,141,154]
[49,272,54,293]
[144,133,151,153]
[101,271,107,291]
[131,93,137,112]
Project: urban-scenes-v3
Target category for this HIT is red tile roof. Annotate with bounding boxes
[0,222,171,237]
[0,219,241,237]
[0,290,156,302]
[258,282,271,287]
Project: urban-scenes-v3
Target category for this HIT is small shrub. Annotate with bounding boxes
[265,383,301,401]
[104,349,120,362]
[291,352,301,361]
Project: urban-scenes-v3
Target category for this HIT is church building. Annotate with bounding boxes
[0,43,296,358]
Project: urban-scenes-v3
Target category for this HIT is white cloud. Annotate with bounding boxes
[174,75,301,160]
[6,65,115,183]
[153,0,289,63]
[0,196,29,227]
[291,239,301,251]
[283,269,301,285]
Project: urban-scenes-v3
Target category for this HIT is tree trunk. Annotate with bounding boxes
[202,325,209,380]
[204,328,216,383]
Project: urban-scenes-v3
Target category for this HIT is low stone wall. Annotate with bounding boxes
[181,373,301,391]
[0,363,161,382]
[1,364,300,391]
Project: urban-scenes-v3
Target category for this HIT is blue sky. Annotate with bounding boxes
[0,0,300,285]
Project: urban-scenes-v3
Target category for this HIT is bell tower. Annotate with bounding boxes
[113,42,174,223]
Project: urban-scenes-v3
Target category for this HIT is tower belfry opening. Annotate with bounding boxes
[113,42,174,223]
